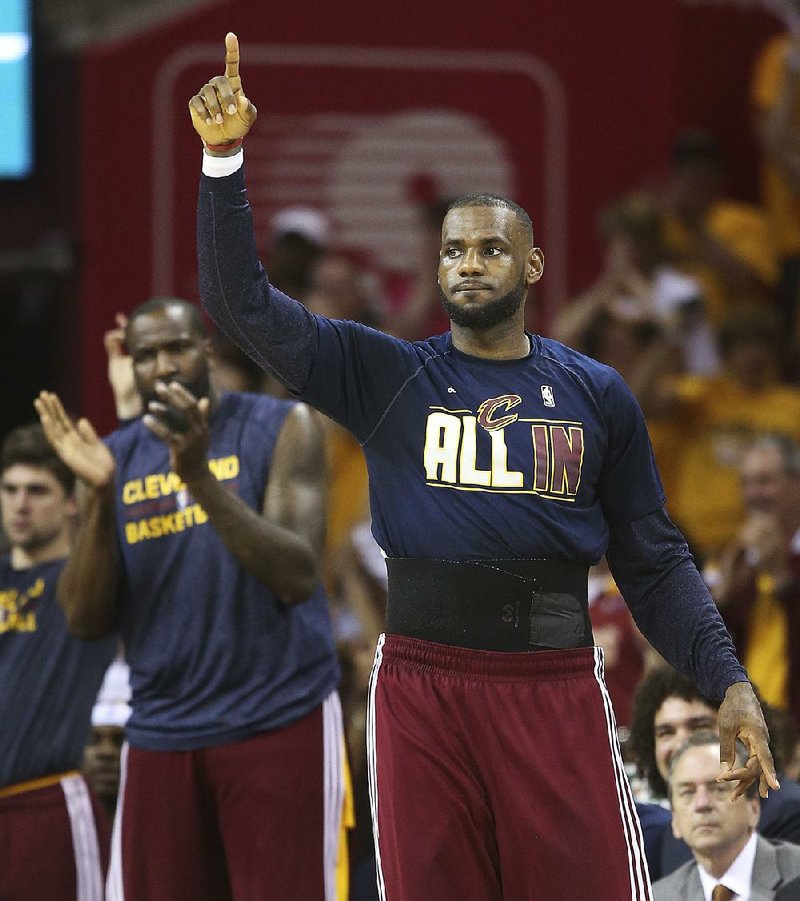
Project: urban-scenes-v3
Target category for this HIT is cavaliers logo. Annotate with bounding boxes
[476,394,522,432]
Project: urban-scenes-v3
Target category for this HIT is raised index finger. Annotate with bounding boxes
[225,32,240,89]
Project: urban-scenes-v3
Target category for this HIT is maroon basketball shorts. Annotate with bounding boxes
[0,771,109,901]
[106,692,346,901]
[367,635,652,901]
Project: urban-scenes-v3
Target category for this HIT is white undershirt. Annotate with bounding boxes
[697,832,758,901]
[202,148,244,178]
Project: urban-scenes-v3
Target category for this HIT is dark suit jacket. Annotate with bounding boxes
[659,776,800,876]
[776,874,800,900]
[653,837,800,901]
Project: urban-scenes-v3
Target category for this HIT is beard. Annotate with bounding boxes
[440,274,527,330]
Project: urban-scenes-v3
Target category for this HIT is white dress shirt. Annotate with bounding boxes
[697,832,759,900]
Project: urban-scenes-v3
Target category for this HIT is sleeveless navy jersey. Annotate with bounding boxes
[0,556,116,786]
[105,392,339,751]
[299,324,664,562]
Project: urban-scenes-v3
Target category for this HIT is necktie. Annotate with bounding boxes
[711,885,734,901]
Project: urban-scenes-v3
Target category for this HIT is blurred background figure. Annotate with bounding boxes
[551,191,719,502]
[752,0,800,341]
[637,306,800,560]
[83,655,131,822]
[662,129,778,324]
[706,433,800,729]
[305,250,384,327]
[265,206,329,302]
[553,191,719,379]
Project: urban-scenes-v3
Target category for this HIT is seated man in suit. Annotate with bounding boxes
[654,732,800,900]
[628,665,800,880]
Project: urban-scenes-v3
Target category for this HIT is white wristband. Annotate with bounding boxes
[202,148,244,178]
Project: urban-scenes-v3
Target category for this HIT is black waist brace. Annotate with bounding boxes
[385,558,592,652]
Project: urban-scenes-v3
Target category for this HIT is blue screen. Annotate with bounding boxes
[0,0,33,179]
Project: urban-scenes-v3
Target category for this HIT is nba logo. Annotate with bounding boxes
[541,385,555,408]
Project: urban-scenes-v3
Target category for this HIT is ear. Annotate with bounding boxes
[526,247,544,285]
[671,812,683,841]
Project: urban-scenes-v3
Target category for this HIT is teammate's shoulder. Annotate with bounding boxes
[219,391,300,436]
[104,416,146,450]
[221,389,294,412]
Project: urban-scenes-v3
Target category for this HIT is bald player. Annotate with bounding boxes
[188,34,777,900]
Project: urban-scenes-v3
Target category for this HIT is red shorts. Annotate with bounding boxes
[367,635,652,901]
[0,772,109,901]
[106,693,345,901]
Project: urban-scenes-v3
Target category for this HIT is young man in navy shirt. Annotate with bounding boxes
[0,425,115,900]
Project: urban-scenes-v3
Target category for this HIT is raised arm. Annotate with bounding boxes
[146,381,325,604]
[34,392,120,639]
[191,33,322,396]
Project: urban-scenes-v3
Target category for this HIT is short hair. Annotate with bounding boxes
[628,666,719,799]
[669,731,759,801]
[744,432,800,477]
[446,193,534,243]
[0,424,75,495]
[126,297,207,343]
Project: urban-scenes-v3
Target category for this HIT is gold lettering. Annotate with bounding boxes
[144,475,160,499]
[459,417,491,486]
[489,429,524,488]
[122,480,144,504]
[208,455,240,481]
[424,413,461,483]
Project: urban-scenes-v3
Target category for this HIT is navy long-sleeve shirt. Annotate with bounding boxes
[196,161,747,700]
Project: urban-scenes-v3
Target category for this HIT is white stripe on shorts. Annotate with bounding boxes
[105,741,128,901]
[323,691,346,901]
[592,647,653,900]
[366,633,387,901]
[60,773,104,901]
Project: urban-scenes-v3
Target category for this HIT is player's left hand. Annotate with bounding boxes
[143,381,211,482]
[717,680,780,800]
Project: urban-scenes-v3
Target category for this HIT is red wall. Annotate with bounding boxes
[78,0,779,432]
